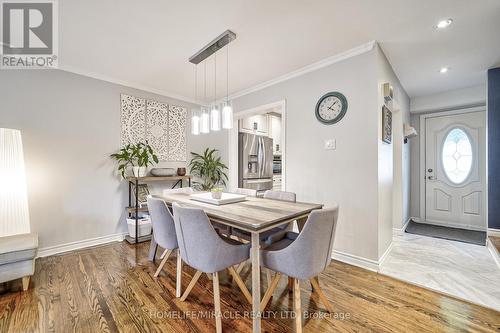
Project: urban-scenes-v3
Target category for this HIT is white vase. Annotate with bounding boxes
[132,166,147,177]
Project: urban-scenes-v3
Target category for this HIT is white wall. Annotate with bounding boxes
[233,49,383,262]
[0,70,227,250]
[410,84,486,113]
[375,45,411,258]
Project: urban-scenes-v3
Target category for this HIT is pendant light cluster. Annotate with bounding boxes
[190,30,235,135]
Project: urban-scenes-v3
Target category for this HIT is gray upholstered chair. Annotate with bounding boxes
[232,188,258,197]
[232,190,296,245]
[232,190,297,284]
[148,188,194,261]
[162,187,194,195]
[263,190,296,202]
[172,202,252,333]
[260,206,339,332]
[0,233,38,291]
[147,196,182,297]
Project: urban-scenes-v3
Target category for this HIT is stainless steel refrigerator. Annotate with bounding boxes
[239,133,273,194]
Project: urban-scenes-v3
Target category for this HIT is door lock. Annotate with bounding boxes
[428,168,433,172]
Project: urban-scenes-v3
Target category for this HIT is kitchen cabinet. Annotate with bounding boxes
[239,114,268,136]
[273,174,282,191]
[268,115,281,154]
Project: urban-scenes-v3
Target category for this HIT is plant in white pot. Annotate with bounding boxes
[189,148,228,191]
[110,142,159,178]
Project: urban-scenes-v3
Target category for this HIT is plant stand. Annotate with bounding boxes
[125,175,192,244]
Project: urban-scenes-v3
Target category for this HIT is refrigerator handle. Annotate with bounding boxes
[262,137,266,178]
[258,137,263,177]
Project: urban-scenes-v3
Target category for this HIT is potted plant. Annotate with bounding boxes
[110,142,159,178]
[189,148,228,191]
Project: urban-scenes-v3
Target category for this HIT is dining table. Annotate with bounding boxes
[147,192,323,333]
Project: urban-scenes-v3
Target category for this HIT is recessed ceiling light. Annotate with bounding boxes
[440,67,449,73]
[436,19,453,29]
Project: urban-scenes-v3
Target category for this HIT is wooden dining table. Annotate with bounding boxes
[147,192,323,333]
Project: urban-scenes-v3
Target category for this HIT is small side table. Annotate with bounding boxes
[125,175,191,244]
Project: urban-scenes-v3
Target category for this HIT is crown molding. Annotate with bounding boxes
[58,65,198,105]
[229,40,376,100]
[57,40,375,107]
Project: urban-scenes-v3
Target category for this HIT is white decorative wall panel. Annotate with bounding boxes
[120,94,146,147]
[146,100,169,161]
[168,105,187,161]
[120,94,187,161]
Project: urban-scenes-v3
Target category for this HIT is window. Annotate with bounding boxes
[442,128,473,184]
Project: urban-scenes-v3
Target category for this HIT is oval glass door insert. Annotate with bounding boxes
[442,128,473,184]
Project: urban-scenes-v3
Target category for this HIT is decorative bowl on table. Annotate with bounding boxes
[150,168,176,177]
[177,167,186,176]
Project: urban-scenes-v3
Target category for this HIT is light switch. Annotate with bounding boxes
[324,139,336,150]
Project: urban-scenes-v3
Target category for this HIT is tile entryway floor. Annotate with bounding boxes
[380,232,500,311]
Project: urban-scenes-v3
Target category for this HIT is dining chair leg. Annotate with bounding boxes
[228,266,252,304]
[265,268,273,288]
[176,249,182,298]
[213,272,222,333]
[180,270,202,301]
[260,272,281,311]
[293,278,303,333]
[206,273,213,280]
[159,248,168,260]
[235,260,246,275]
[309,277,333,313]
[288,277,293,292]
[154,249,172,277]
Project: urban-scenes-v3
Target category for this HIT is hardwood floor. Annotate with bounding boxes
[1,241,499,332]
[490,236,500,253]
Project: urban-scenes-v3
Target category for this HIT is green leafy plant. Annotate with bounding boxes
[189,148,228,191]
[110,142,159,178]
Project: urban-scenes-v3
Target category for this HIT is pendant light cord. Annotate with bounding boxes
[214,51,217,105]
[194,65,198,103]
[226,43,229,102]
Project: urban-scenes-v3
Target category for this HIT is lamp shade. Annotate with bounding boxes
[0,128,30,237]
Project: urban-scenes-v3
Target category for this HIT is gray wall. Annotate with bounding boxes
[0,70,227,249]
[233,50,382,261]
[375,45,411,258]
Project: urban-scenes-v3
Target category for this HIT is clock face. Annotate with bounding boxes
[315,92,348,124]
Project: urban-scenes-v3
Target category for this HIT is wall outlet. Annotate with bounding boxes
[324,139,336,150]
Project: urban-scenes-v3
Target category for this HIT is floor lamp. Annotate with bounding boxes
[0,128,30,237]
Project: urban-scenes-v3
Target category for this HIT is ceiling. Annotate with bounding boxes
[59,0,500,103]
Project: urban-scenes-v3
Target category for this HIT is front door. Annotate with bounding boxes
[425,111,486,230]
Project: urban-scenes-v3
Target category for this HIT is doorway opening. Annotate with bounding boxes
[228,100,286,195]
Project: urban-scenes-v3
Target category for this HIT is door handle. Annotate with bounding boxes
[427,176,435,180]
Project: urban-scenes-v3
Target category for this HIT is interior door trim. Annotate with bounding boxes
[418,106,487,224]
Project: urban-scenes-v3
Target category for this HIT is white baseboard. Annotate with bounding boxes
[393,217,412,235]
[486,238,500,269]
[377,241,394,268]
[332,250,379,272]
[488,228,500,237]
[37,232,128,258]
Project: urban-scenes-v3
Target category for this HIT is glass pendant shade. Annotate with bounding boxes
[0,128,30,237]
[222,101,233,129]
[200,107,210,134]
[191,110,200,135]
[210,105,221,131]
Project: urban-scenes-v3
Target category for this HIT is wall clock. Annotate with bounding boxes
[315,92,348,125]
